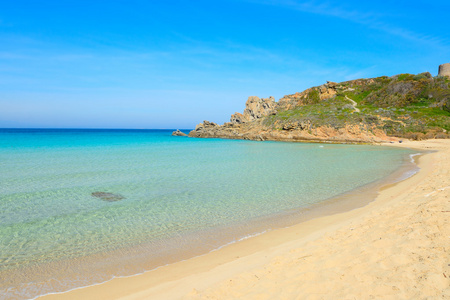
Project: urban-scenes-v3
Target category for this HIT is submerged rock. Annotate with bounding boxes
[92,192,125,202]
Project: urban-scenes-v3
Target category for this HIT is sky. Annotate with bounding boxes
[0,0,449,129]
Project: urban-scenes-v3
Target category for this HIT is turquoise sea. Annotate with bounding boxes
[0,129,418,299]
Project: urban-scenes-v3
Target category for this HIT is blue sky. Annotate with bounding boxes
[0,0,449,129]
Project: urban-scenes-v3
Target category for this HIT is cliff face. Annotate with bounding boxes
[189,72,450,143]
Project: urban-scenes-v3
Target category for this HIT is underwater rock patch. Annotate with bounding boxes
[91,192,125,202]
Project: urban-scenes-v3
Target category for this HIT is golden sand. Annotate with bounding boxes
[41,139,450,300]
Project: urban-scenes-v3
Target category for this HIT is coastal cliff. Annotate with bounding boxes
[189,72,450,143]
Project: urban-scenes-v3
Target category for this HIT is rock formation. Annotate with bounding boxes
[229,112,247,124]
[230,96,277,124]
[438,63,450,77]
[277,81,343,110]
[172,129,188,136]
[189,68,450,143]
[188,86,396,143]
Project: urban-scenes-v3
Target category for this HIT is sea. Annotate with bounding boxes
[0,128,419,299]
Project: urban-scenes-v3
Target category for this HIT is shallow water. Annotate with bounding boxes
[0,129,416,299]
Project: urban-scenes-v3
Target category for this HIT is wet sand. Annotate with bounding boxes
[41,139,450,299]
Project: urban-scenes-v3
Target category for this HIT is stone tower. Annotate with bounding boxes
[438,63,450,77]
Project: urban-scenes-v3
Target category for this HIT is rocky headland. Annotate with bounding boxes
[189,69,450,143]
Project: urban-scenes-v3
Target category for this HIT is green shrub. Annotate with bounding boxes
[307,89,321,104]
[397,74,414,81]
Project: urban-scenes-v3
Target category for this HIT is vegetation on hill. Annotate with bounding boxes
[263,73,450,140]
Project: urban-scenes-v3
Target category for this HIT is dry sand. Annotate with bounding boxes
[41,139,450,300]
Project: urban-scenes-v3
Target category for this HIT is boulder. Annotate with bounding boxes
[203,120,218,127]
[243,96,277,121]
[230,112,248,124]
[172,129,187,136]
[194,123,204,131]
[230,96,277,124]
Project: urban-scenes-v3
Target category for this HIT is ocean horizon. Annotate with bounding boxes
[0,128,418,299]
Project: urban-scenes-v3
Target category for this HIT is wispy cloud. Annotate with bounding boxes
[246,0,450,49]
[245,0,384,23]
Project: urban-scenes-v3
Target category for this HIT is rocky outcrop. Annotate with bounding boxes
[230,112,247,124]
[439,63,450,77]
[189,120,240,139]
[230,96,277,124]
[188,118,394,143]
[282,120,312,131]
[172,129,188,136]
[194,121,218,131]
[242,96,277,121]
[188,69,450,143]
[277,81,340,111]
[188,87,397,143]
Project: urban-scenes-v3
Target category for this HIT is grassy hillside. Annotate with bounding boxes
[263,73,450,140]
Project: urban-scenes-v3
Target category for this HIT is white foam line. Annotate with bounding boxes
[409,152,422,163]
[392,152,421,183]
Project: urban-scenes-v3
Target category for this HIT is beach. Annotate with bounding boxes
[3,130,415,299]
[40,139,450,299]
[2,1,448,299]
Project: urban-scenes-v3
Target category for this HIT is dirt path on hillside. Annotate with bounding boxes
[345,95,360,113]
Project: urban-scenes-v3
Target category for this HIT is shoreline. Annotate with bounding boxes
[1,140,414,299]
[32,144,417,299]
[39,139,450,299]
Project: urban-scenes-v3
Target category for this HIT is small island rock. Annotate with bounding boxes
[172,130,188,136]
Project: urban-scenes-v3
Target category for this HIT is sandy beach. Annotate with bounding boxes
[41,139,450,300]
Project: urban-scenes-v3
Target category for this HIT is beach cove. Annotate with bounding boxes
[40,139,449,299]
[2,1,449,299]
[0,129,418,299]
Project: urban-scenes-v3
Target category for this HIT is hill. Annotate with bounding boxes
[188,72,450,143]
